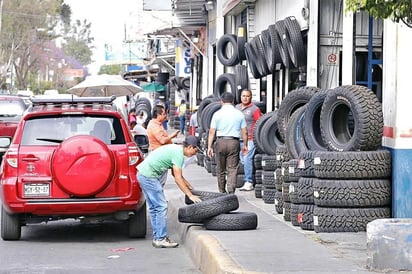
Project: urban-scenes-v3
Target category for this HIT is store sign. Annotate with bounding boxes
[104,42,147,65]
[175,39,191,77]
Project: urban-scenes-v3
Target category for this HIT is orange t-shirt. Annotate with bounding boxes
[146,119,172,151]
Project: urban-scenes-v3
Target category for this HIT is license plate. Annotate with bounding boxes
[24,183,50,197]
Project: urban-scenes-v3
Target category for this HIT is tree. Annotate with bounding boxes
[0,0,65,91]
[98,64,122,75]
[346,0,412,27]
[62,19,94,66]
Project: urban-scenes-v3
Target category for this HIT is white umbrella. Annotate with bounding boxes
[67,74,143,97]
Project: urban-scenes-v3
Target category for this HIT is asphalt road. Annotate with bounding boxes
[0,216,200,273]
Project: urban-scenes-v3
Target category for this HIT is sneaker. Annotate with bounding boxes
[152,237,179,248]
[239,182,254,191]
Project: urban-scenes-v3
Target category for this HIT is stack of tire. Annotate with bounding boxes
[280,85,391,232]
[178,190,258,231]
[134,97,152,126]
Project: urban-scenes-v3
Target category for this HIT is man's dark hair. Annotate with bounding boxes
[152,105,165,118]
[221,92,234,103]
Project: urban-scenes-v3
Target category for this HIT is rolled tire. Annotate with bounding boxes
[320,85,383,151]
[217,34,239,66]
[245,42,261,79]
[203,211,257,231]
[178,194,239,223]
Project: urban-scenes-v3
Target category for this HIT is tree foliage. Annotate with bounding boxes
[346,0,412,27]
[98,64,122,75]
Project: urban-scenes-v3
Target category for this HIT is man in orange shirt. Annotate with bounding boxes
[146,104,179,186]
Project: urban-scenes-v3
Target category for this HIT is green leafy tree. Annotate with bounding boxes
[62,19,94,66]
[98,64,122,75]
[346,0,412,27]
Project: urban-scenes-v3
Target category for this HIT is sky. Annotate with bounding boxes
[64,0,140,75]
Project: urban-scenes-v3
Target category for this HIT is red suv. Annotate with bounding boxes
[0,96,146,240]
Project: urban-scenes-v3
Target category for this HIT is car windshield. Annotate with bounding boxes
[0,100,25,116]
[21,115,125,145]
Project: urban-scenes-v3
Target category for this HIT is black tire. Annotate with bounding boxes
[178,194,239,223]
[283,201,291,221]
[274,20,294,68]
[303,89,329,151]
[320,85,383,151]
[268,24,283,71]
[262,170,277,189]
[128,203,147,238]
[297,177,314,204]
[285,106,308,159]
[255,183,263,198]
[1,206,21,241]
[197,96,219,131]
[297,150,316,178]
[313,179,391,207]
[217,34,239,66]
[313,206,391,232]
[277,86,319,143]
[214,73,237,99]
[201,101,221,132]
[274,190,284,214]
[298,204,314,231]
[284,16,307,68]
[253,112,274,154]
[250,34,271,77]
[235,65,249,101]
[263,187,276,204]
[203,211,257,231]
[261,29,275,72]
[290,203,301,226]
[237,24,247,61]
[313,150,392,179]
[184,190,226,205]
[260,111,284,155]
[261,154,278,171]
[181,77,190,89]
[245,42,261,79]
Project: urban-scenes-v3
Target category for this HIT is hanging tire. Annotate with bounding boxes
[178,194,239,223]
[237,24,247,61]
[245,42,261,79]
[320,85,383,151]
[274,20,294,68]
[203,211,257,230]
[217,34,239,66]
[268,24,283,71]
[250,34,271,77]
[235,64,249,101]
[284,16,307,68]
[214,73,237,99]
[261,29,275,72]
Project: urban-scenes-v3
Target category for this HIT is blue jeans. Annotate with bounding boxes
[179,116,185,134]
[137,173,168,241]
[240,140,255,183]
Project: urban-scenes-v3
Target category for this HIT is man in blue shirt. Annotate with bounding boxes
[207,92,248,194]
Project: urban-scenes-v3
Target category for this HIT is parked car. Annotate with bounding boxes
[0,96,27,161]
[0,96,146,240]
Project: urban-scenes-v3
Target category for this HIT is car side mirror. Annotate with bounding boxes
[0,137,11,148]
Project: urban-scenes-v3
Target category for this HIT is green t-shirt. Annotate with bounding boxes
[137,144,184,178]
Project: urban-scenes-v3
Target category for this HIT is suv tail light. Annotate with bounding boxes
[128,143,140,166]
[5,144,18,168]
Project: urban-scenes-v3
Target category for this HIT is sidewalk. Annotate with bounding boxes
[165,161,374,274]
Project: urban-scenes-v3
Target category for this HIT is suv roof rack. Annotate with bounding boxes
[30,96,117,105]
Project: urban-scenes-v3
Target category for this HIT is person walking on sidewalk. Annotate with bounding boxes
[137,136,202,248]
[178,99,187,135]
[236,89,262,191]
[146,104,179,186]
[207,92,248,194]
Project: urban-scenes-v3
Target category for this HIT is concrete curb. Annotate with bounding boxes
[168,196,264,274]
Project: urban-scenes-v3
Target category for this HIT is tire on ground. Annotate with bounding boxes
[178,194,239,223]
[202,211,257,230]
[184,190,226,205]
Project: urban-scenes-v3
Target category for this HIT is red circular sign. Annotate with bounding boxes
[328,54,337,63]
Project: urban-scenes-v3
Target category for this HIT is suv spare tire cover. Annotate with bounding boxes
[51,135,115,197]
